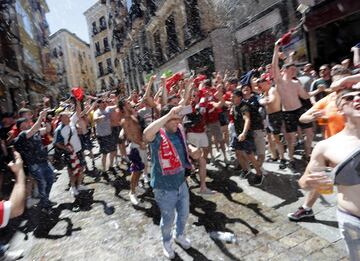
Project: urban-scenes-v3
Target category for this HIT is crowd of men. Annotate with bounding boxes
[0,39,359,260]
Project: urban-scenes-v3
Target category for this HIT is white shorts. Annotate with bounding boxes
[187,132,209,148]
[253,129,266,156]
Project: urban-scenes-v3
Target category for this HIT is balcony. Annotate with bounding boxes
[99,24,107,31]
[104,46,111,53]
[95,50,102,57]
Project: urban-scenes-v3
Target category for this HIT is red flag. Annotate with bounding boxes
[71,87,84,101]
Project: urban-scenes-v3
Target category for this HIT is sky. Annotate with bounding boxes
[46,0,98,43]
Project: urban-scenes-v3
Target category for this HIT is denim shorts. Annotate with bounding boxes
[337,208,360,260]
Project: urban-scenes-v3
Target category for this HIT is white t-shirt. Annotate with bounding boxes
[55,114,82,153]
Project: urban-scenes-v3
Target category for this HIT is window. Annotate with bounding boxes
[92,21,98,35]
[166,14,179,57]
[95,42,101,56]
[16,2,34,39]
[153,30,163,65]
[103,37,110,52]
[98,62,104,77]
[106,58,113,73]
[99,16,107,30]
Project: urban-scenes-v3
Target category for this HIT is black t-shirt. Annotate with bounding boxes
[242,95,264,130]
[310,78,332,102]
[14,131,48,166]
[233,102,253,140]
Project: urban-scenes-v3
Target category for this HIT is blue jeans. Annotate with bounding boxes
[153,182,189,243]
[28,162,54,208]
[337,209,360,261]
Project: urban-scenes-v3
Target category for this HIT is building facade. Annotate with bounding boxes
[84,2,120,93]
[104,0,238,94]
[100,0,360,95]
[49,29,96,97]
[0,0,55,112]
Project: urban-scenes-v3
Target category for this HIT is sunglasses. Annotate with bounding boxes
[341,93,360,102]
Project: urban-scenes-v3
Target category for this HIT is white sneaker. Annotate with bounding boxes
[1,249,24,261]
[69,187,79,197]
[143,173,149,183]
[215,152,221,158]
[174,235,191,249]
[163,241,175,259]
[26,197,40,209]
[129,193,139,205]
[77,185,87,191]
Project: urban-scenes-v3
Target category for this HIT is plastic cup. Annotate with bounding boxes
[311,166,334,195]
[316,110,329,126]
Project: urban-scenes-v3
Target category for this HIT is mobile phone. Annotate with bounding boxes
[178,105,193,116]
[5,145,15,164]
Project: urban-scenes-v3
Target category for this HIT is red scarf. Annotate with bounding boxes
[158,125,190,175]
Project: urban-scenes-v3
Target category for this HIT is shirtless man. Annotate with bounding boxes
[77,100,97,172]
[110,99,127,167]
[258,74,286,169]
[299,88,360,260]
[272,40,320,168]
[119,99,146,205]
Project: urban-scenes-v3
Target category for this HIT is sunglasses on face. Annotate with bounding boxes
[341,93,360,102]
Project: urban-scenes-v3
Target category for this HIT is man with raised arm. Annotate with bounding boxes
[144,105,192,259]
[272,39,319,168]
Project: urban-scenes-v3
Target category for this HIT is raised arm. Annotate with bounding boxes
[26,110,47,138]
[330,73,360,91]
[352,46,360,68]
[272,40,282,85]
[143,105,183,143]
[7,152,26,218]
[179,78,193,106]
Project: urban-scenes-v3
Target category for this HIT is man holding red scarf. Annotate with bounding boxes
[144,104,192,260]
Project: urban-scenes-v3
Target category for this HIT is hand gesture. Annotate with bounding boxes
[168,105,183,119]
[7,151,24,176]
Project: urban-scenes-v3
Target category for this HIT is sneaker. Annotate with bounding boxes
[279,159,287,170]
[287,207,315,221]
[143,173,150,184]
[198,188,216,195]
[253,174,264,186]
[77,185,87,191]
[266,157,278,163]
[288,160,296,170]
[0,249,24,261]
[174,235,191,249]
[163,241,175,259]
[69,187,79,197]
[224,158,231,166]
[129,193,139,205]
[215,152,221,158]
[26,197,40,209]
[239,170,250,179]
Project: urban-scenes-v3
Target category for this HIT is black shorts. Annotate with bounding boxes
[98,135,117,154]
[79,133,93,151]
[283,107,313,133]
[266,111,283,135]
[219,111,229,126]
[111,126,122,144]
[230,137,256,154]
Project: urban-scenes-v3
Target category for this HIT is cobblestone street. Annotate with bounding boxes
[1,150,349,261]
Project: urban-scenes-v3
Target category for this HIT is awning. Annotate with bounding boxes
[305,0,360,30]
